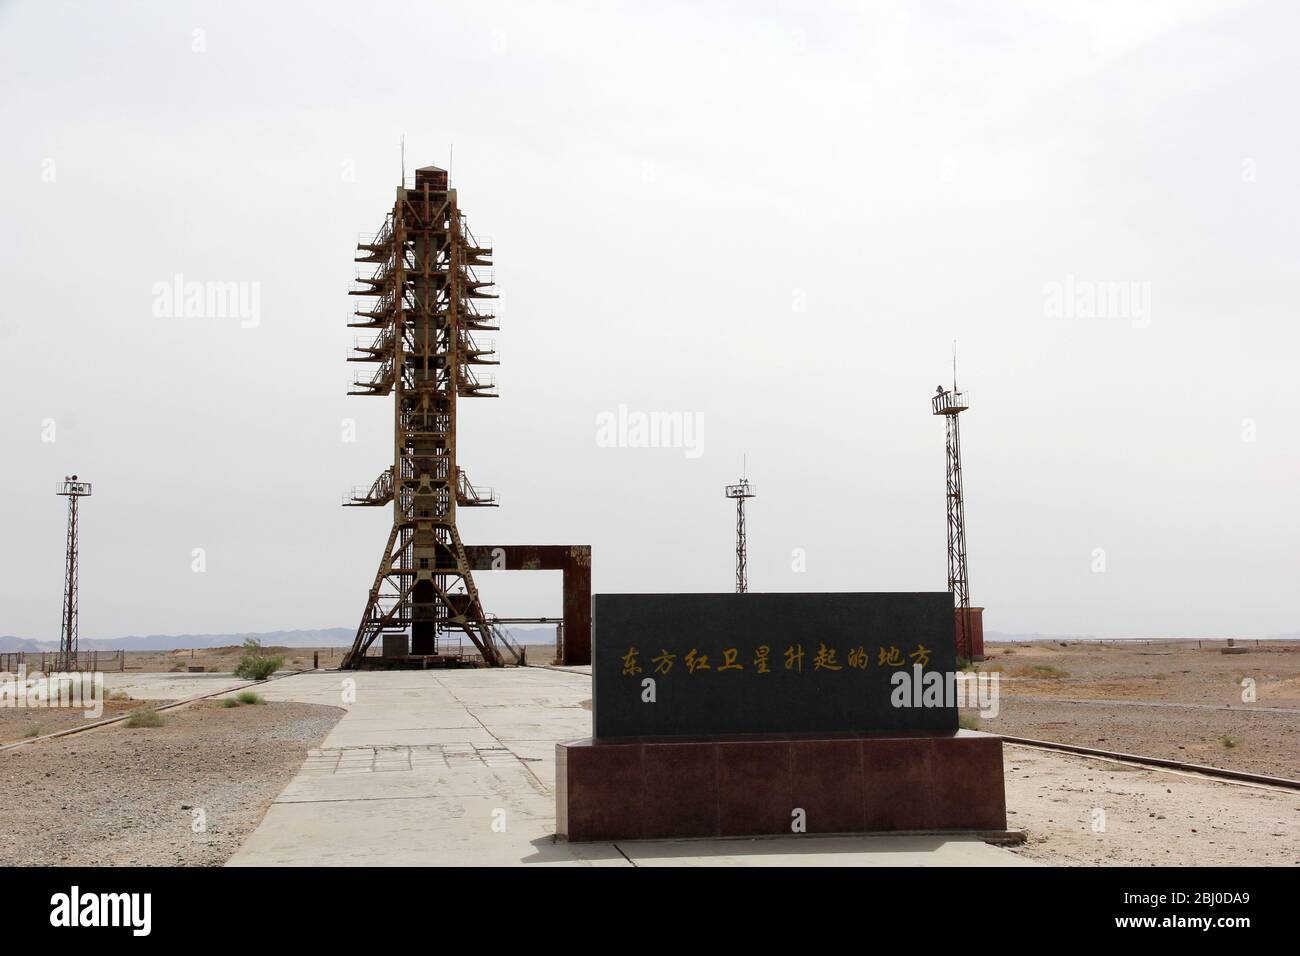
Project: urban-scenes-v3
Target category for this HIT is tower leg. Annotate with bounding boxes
[341,525,402,669]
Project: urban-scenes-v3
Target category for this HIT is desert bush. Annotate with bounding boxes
[222,697,240,708]
[235,691,265,705]
[233,638,283,681]
[125,709,164,729]
[1011,664,1069,679]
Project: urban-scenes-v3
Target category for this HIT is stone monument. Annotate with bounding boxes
[556,592,1008,841]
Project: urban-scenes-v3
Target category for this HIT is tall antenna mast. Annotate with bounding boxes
[931,360,975,659]
[724,462,756,593]
[56,475,92,672]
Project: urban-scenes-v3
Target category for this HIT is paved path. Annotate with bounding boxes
[226,668,1028,866]
[103,672,251,699]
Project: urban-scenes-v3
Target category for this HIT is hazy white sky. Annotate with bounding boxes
[2,0,1297,641]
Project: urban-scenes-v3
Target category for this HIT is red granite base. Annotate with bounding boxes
[556,730,1006,842]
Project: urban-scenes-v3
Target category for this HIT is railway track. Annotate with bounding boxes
[0,669,316,753]
[1000,734,1300,791]
[1001,694,1300,715]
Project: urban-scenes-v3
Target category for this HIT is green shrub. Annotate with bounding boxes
[125,709,164,728]
[233,638,283,681]
[1011,664,1069,679]
[222,697,240,708]
[235,691,265,705]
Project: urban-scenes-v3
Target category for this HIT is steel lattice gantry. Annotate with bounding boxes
[340,165,509,668]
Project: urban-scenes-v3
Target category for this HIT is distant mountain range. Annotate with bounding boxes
[0,625,560,653]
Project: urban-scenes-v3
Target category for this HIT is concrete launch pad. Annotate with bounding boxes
[224,668,1029,866]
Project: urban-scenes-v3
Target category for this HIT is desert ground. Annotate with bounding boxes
[1,697,343,865]
[1,639,1295,866]
[964,639,1300,778]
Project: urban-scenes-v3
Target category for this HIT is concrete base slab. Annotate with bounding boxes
[228,668,1029,867]
[618,833,1030,867]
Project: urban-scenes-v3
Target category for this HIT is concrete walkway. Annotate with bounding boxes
[103,671,251,699]
[226,668,1029,866]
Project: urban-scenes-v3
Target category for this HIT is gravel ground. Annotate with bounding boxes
[1001,744,1300,866]
[967,640,1300,778]
[979,640,1300,706]
[968,698,1298,778]
[0,698,343,866]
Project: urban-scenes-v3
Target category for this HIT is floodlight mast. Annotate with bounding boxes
[724,476,756,593]
[56,476,92,672]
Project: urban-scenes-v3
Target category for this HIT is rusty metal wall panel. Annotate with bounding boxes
[562,548,592,666]
[464,545,592,665]
[463,545,571,570]
[972,607,984,658]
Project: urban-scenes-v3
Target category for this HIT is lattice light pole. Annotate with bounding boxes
[932,373,973,660]
[340,165,505,668]
[724,477,756,593]
[56,476,92,672]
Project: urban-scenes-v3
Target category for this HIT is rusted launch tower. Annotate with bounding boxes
[340,165,512,669]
